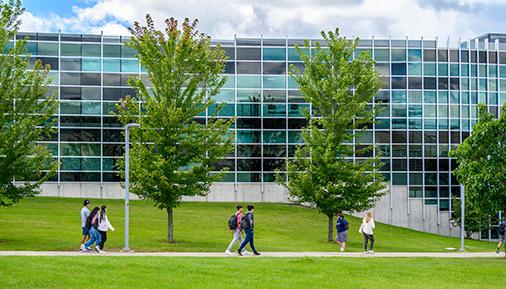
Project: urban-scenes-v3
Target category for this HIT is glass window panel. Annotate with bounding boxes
[263,76,285,89]
[237,62,261,74]
[237,131,261,143]
[237,90,261,102]
[122,59,139,73]
[103,45,121,57]
[391,49,406,61]
[408,49,422,61]
[408,63,422,76]
[61,43,81,56]
[263,62,286,74]
[263,48,286,61]
[288,47,308,61]
[103,59,121,72]
[213,90,234,102]
[82,44,100,57]
[263,104,286,116]
[237,104,260,116]
[438,64,448,76]
[263,131,286,143]
[61,59,81,71]
[122,46,137,58]
[391,63,406,75]
[374,49,389,61]
[37,42,58,56]
[237,76,261,88]
[237,48,261,60]
[81,58,101,71]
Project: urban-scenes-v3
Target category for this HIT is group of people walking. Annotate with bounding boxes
[226,204,261,256]
[79,199,115,253]
[333,211,375,254]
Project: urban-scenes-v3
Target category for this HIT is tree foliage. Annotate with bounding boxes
[449,104,506,214]
[0,0,58,207]
[278,29,386,241]
[116,15,234,241]
[451,198,490,239]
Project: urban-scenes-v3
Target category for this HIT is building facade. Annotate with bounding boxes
[17,32,505,238]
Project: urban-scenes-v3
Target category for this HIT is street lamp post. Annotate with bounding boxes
[460,185,465,252]
[124,123,140,252]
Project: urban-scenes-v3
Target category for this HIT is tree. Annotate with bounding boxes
[449,104,506,215]
[278,29,386,241]
[0,0,58,207]
[451,197,490,238]
[116,16,234,242]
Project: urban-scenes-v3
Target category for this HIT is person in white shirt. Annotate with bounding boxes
[79,199,91,252]
[359,211,376,254]
[97,205,115,252]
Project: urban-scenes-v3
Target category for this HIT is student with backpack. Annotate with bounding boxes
[237,205,260,256]
[496,217,505,255]
[98,205,115,252]
[83,207,102,253]
[79,199,91,253]
[225,205,247,255]
[335,214,349,252]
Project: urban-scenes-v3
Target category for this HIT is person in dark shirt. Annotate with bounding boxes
[335,214,349,252]
[237,205,260,256]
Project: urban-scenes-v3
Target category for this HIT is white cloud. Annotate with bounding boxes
[19,0,506,42]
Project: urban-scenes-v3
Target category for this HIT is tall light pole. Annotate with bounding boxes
[124,123,140,252]
[460,185,465,252]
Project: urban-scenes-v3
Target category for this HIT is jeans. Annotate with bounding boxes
[363,233,374,251]
[84,227,101,249]
[239,228,257,253]
[98,230,107,249]
[226,230,243,251]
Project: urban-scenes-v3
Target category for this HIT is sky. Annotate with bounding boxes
[18,0,506,43]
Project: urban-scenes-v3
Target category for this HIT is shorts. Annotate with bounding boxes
[499,235,505,243]
[82,227,90,235]
[336,231,348,243]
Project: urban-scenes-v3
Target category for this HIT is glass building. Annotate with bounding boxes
[15,32,506,238]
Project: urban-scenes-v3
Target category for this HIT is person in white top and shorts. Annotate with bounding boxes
[359,211,375,254]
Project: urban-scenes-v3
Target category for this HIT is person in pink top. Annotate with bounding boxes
[225,205,248,255]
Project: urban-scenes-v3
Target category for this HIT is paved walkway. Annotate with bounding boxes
[0,251,503,258]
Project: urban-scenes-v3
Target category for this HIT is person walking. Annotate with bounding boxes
[496,217,505,254]
[237,205,260,256]
[98,205,115,252]
[359,211,375,254]
[83,207,102,253]
[79,199,91,253]
[335,213,349,252]
[225,205,245,255]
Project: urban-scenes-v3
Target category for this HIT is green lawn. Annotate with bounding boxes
[0,257,505,288]
[0,197,495,252]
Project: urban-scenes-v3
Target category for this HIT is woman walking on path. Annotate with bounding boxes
[83,207,102,253]
[335,214,349,252]
[359,211,375,254]
[98,205,115,252]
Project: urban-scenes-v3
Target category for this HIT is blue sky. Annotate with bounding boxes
[18,0,506,41]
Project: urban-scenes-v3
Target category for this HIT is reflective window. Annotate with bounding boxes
[237,62,260,74]
[237,48,260,60]
[82,58,101,71]
[237,76,261,88]
[61,43,81,56]
[263,48,286,61]
[103,45,121,57]
[37,42,58,56]
[82,44,100,57]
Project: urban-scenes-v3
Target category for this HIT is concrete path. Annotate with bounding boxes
[0,251,503,258]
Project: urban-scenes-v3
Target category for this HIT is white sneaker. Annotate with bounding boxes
[369,250,375,254]
[225,250,231,255]
[340,247,345,252]
[243,249,251,255]
[79,244,84,253]
[363,251,368,254]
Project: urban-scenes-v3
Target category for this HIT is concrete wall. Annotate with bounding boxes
[39,182,460,237]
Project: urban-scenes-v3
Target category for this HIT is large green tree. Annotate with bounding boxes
[0,0,58,207]
[449,104,506,215]
[116,16,234,241]
[278,29,386,241]
[451,197,490,239]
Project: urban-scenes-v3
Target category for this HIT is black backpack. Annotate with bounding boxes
[240,213,251,229]
[499,222,506,236]
[228,214,238,230]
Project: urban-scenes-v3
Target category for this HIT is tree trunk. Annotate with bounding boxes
[167,207,174,242]
[327,215,334,242]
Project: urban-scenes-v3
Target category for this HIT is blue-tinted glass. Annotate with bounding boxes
[237,76,261,88]
[408,49,422,61]
[391,63,406,75]
[391,91,406,103]
[460,64,469,76]
[103,59,121,72]
[25,42,37,55]
[391,49,406,61]
[288,76,298,89]
[424,63,436,76]
[438,64,448,76]
[122,59,139,73]
[263,104,286,116]
[263,131,286,143]
[263,48,286,61]
[82,58,101,71]
[374,49,389,61]
[449,64,459,76]
[263,76,285,89]
[408,63,422,76]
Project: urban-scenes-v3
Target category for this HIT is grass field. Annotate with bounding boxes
[0,197,496,252]
[1,256,505,288]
